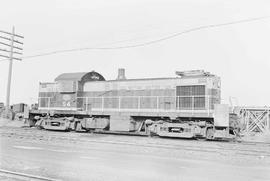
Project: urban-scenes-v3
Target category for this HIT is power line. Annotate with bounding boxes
[0,16,269,62]
[0,42,23,50]
[0,54,22,61]
[0,35,23,45]
[0,48,23,55]
[0,30,24,39]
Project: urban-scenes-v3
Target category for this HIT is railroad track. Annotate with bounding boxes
[1,127,270,158]
[0,169,60,181]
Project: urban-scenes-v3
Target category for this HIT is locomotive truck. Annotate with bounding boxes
[29,69,235,140]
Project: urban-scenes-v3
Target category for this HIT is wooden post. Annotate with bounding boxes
[5,26,15,108]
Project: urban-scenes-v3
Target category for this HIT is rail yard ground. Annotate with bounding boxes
[0,121,270,181]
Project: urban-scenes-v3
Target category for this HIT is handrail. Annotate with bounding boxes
[38,95,214,116]
[76,95,208,98]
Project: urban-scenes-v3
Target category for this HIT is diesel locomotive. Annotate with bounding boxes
[30,69,234,139]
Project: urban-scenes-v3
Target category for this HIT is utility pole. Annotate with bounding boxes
[0,27,24,109]
[6,27,15,108]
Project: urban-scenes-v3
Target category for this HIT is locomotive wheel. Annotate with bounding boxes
[206,128,214,140]
[75,122,82,132]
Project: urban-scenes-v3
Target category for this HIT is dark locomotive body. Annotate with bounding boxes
[30,69,231,139]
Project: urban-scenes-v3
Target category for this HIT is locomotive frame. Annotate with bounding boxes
[30,69,233,140]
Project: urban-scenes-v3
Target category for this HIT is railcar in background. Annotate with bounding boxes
[30,69,234,140]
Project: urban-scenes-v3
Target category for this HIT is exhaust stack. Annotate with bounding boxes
[117,68,126,80]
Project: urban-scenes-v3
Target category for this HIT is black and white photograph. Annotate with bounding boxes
[0,0,270,180]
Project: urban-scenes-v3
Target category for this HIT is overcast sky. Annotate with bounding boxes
[0,0,270,106]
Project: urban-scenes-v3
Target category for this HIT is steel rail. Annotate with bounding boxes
[1,127,270,148]
[1,127,269,148]
[0,168,60,181]
[1,128,270,157]
[6,127,268,148]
